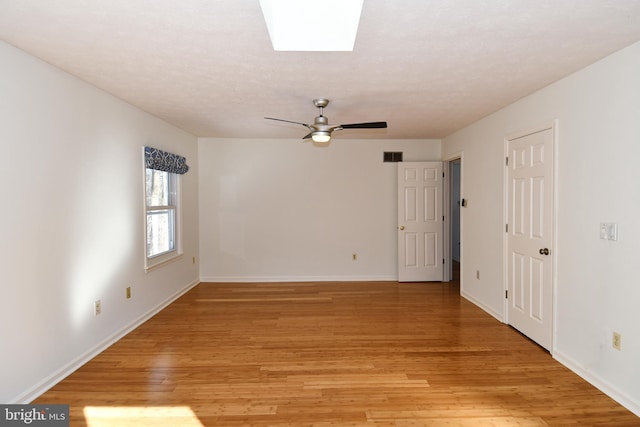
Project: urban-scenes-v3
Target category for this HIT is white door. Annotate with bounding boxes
[398,162,443,282]
[506,127,554,350]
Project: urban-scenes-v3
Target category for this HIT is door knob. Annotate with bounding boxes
[399,226,405,230]
[539,248,549,255]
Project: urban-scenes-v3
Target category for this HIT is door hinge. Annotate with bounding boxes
[506,156,509,166]
[505,224,509,233]
[443,258,445,265]
[505,290,508,299]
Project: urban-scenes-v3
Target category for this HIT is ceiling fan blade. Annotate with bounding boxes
[302,132,312,140]
[264,117,311,128]
[339,121,387,129]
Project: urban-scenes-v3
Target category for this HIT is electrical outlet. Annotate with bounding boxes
[94,300,102,316]
[612,332,622,350]
[352,253,357,261]
[126,287,131,299]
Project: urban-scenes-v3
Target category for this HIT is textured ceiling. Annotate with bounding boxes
[2,0,640,139]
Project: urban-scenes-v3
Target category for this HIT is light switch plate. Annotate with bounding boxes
[600,223,618,241]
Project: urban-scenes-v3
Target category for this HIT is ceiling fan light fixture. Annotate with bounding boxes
[311,131,331,143]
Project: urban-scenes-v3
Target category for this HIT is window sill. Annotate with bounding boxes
[145,252,183,273]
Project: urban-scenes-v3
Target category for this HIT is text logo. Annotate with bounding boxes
[1,405,69,426]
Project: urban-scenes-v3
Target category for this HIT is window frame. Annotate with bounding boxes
[144,165,183,271]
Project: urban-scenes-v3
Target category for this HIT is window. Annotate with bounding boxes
[143,146,189,270]
[145,168,180,269]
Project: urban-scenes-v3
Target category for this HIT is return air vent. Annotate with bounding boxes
[383,152,403,162]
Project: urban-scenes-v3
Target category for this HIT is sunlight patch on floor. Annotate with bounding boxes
[83,406,204,427]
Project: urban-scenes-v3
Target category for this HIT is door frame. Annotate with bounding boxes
[443,152,463,284]
[503,121,558,351]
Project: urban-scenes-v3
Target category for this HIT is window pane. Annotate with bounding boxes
[146,209,175,257]
[146,168,169,207]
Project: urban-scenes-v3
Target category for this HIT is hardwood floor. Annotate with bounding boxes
[36,276,639,426]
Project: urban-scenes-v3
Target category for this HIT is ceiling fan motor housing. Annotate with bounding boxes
[314,115,329,127]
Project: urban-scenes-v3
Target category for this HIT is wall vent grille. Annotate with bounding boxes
[383,152,403,162]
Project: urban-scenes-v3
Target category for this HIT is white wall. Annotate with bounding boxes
[199,138,440,281]
[0,42,199,403]
[443,41,640,415]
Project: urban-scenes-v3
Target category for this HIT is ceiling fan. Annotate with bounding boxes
[265,98,387,143]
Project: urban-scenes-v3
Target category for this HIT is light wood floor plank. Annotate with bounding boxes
[35,278,639,426]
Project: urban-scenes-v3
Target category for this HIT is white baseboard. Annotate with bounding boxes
[12,279,200,404]
[460,289,504,323]
[553,349,640,417]
[199,275,397,283]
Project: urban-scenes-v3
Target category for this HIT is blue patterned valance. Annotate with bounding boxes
[144,146,190,175]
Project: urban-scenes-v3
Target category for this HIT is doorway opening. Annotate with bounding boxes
[444,155,462,285]
[450,158,461,264]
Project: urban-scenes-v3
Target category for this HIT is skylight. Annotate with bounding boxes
[259,0,364,51]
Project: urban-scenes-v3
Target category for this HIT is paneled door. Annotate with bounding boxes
[398,162,443,282]
[506,127,554,350]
